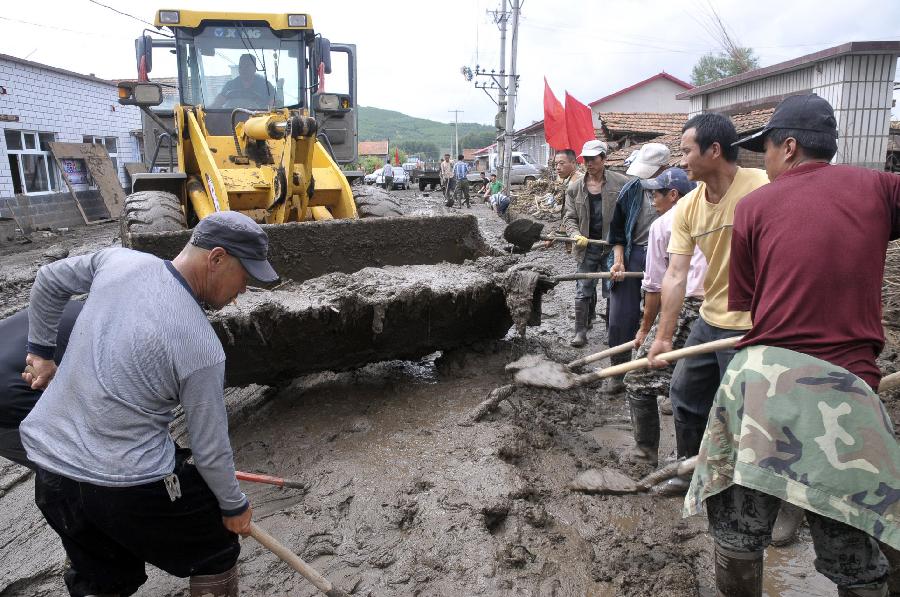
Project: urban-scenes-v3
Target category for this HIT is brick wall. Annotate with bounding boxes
[736,148,766,170]
[0,56,141,229]
[0,190,112,231]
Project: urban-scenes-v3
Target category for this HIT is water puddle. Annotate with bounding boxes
[764,542,832,596]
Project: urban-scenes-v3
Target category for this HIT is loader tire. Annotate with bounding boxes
[353,186,403,218]
[120,190,187,248]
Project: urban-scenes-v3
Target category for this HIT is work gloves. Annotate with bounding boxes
[573,235,589,249]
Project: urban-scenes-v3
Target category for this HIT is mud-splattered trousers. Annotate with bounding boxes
[707,485,888,590]
[624,295,702,407]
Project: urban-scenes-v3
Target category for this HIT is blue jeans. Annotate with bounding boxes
[607,244,646,346]
[575,244,610,300]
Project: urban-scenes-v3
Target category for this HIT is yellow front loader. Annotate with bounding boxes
[118,9,403,247]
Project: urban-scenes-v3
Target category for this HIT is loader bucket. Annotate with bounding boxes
[126,214,493,283]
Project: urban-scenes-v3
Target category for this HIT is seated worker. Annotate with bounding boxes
[484,173,502,202]
[0,300,83,469]
[211,53,275,109]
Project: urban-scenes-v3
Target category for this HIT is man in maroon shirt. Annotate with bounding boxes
[710,94,900,596]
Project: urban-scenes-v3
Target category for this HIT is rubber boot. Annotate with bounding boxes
[879,541,900,596]
[837,585,889,597]
[627,396,660,466]
[771,501,805,547]
[570,299,590,347]
[603,352,629,396]
[190,565,239,597]
[714,544,763,597]
[656,423,705,495]
[587,292,597,330]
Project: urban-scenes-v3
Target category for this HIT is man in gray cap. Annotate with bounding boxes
[563,139,629,347]
[20,211,278,597]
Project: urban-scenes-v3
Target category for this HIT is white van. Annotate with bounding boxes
[471,151,541,185]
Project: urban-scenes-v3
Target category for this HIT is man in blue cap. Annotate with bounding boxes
[20,211,279,597]
[621,167,705,469]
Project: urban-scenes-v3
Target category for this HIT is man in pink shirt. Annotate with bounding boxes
[623,168,706,469]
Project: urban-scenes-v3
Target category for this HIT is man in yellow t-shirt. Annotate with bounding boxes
[645,113,769,493]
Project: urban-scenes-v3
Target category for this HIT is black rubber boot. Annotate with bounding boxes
[190,565,239,597]
[837,585,889,596]
[880,540,900,596]
[627,396,660,466]
[714,544,763,597]
[570,299,590,347]
[603,351,629,396]
[587,292,598,330]
[674,423,706,459]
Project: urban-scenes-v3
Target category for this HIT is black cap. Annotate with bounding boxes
[733,94,838,152]
[190,211,279,283]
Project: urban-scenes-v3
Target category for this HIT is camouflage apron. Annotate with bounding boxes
[683,345,900,550]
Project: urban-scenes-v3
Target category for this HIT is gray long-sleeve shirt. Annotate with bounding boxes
[20,248,247,514]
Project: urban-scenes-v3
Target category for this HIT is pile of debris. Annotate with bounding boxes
[885,240,900,328]
[506,176,570,222]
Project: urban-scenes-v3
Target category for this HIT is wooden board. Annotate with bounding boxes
[48,142,124,220]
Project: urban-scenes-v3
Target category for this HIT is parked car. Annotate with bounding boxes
[472,151,541,185]
[376,166,410,190]
[364,168,380,185]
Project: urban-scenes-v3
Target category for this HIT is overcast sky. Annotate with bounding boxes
[2,0,898,127]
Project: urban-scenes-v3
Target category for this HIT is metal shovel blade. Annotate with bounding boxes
[503,218,545,251]
[569,468,639,495]
[513,360,578,390]
[505,354,553,374]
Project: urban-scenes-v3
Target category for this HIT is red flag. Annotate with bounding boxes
[565,92,596,164]
[543,78,569,151]
[394,148,400,165]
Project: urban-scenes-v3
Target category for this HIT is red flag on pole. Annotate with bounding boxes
[394,148,400,165]
[543,77,569,151]
[565,92,596,164]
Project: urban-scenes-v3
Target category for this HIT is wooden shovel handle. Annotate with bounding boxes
[878,370,900,393]
[577,336,744,386]
[236,471,306,490]
[541,235,609,246]
[567,341,634,369]
[553,272,644,281]
[250,523,343,596]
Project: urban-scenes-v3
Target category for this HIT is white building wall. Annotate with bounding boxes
[592,79,691,127]
[687,52,898,169]
[0,57,142,198]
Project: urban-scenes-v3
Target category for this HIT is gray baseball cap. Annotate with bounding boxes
[190,211,279,283]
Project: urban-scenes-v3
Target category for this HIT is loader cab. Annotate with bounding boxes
[133,10,358,164]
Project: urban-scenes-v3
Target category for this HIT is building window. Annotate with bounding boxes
[5,130,58,194]
[83,136,119,177]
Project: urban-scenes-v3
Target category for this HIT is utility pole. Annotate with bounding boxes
[490,1,509,178]
[448,109,464,157]
[501,0,520,195]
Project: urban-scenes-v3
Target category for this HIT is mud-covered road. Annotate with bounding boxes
[0,185,892,596]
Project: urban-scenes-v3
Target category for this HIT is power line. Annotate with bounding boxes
[0,15,133,39]
[85,0,156,28]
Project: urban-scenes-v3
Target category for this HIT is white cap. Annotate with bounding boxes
[626,142,671,179]
[580,139,609,158]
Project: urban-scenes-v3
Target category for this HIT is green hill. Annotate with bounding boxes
[358,106,496,159]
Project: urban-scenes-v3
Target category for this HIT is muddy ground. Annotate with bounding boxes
[0,186,895,596]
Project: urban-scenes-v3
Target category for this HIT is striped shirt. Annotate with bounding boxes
[21,248,247,514]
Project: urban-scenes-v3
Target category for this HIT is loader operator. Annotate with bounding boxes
[684,94,900,597]
[0,300,83,470]
[211,53,275,109]
[19,211,279,597]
